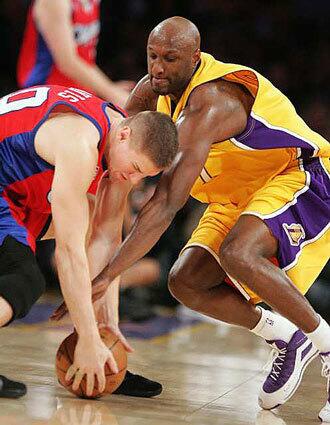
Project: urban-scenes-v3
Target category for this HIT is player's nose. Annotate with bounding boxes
[152,60,165,76]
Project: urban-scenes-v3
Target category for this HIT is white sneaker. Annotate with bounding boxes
[319,352,330,423]
[259,330,318,410]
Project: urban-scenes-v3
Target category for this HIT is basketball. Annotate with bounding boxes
[55,328,127,399]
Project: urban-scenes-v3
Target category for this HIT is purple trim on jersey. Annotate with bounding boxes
[31,100,104,142]
[0,190,29,246]
[0,132,54,187]
[23,33,53,88]
[236,115,316,157]
[264,158,330,269]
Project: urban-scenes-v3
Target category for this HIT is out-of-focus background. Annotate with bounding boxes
[1,0,329,323]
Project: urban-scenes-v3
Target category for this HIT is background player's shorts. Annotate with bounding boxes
[182,157,330,304]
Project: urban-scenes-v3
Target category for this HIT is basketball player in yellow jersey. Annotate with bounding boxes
[53,16,330,420]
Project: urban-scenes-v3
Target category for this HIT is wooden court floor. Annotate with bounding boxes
[0,305,327,425]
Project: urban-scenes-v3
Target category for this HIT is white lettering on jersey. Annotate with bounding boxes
[58,87,93,103]
[74,21,100,45]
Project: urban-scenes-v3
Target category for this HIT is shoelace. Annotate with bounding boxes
[321,357,330,402]
[263,347,288,381]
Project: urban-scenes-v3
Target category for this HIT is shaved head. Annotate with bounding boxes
[149,16,200,53]
[147,17,201,99]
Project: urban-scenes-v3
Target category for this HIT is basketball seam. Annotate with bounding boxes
[109,338,120,350]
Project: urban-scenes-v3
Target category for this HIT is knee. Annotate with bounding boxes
[168,261,199,307]
[219,238,251,274]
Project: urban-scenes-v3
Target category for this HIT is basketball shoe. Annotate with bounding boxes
[0,375,26,398]
[319,352,330,423]
[258,329,318,409]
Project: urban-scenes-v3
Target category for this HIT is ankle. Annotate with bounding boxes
[305,316,330,353]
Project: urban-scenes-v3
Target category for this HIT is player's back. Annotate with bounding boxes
[0,85,110,215]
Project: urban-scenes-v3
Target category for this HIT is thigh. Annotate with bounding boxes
[180,203,254,298]
[231,159,330,295]
[0,236,37,274]
[183,202,241,266]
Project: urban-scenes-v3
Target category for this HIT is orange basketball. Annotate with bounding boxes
[56,328,127,399]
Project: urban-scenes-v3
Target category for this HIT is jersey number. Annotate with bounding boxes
[0,87,50,115]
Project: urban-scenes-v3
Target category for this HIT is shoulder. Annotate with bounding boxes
[36,112,99,165]
[50,112,100,140]
[125,74,158,115]
[187,79,253,116]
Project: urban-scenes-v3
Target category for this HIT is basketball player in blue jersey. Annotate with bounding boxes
[0,85,178,398]
[54,17,330,420]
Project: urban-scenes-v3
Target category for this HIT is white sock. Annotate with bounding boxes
[305,315,330,354]
[251,307,298,343]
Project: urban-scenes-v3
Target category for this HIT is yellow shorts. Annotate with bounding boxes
[182,158,330,304]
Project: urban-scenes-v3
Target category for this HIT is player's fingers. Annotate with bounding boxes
[106,352,119,374]
[72,369,84,392]
[65,364,77,383]
[85,371,95,397]
[118,333,134,353]
[50,303,67,321]
[96,368,106,394]
[92,291,104,303]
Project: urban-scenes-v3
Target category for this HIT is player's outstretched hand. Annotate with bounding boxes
[97,323,134,353]
[50,301,68,321]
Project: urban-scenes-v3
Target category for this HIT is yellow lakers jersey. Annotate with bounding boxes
[156,53,330,204]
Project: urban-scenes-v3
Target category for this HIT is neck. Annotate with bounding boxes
[168,61,201,104]
[105,112,123,159]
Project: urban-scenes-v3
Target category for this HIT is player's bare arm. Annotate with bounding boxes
[87,177,134,351]
[92,79,252,297]
[125,75,159,115]
[34,0,129,105]
[36,113,118,396]
[49,174,134,350]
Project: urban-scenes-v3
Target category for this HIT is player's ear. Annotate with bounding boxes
[192,48,201,66]
[119,126,132,143]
